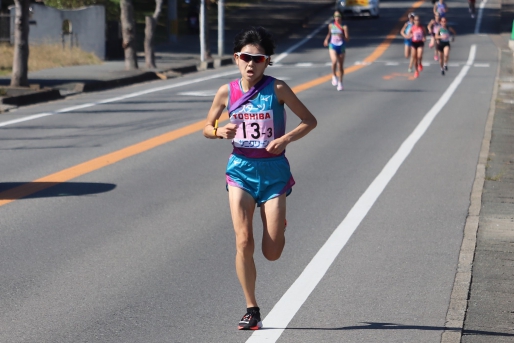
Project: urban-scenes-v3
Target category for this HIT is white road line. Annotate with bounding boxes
[176,90,217,96]
[0,19,330,129]
[274,19,330,63]
[386,62,400,66]
[296,63,313,67]
[474,63,490,67]
[474,0,488,34]
[246,44,477,343]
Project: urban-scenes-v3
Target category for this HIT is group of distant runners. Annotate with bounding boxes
[400,0,457,77]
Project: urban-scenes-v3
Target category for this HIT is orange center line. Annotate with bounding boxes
[0,0,425,207]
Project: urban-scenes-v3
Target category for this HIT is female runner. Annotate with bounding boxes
[203,26,317,330]
[427,12,442,61]
[400,13,415,71]
[323,11,349,91]
[408,16,426,78]
[435,17,456,75]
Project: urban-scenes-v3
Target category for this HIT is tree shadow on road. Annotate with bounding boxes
[261,322,514,337]
[0,182,116,200]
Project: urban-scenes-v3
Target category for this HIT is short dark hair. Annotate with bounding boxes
[233,27,276,65]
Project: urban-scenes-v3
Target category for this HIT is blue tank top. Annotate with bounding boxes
[228,77,286,158]
[436,3,446,15]
[404,21,413,35]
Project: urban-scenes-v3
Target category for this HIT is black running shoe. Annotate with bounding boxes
[444,65,448,71]
[238,310,262,330]
[441,69,445,75]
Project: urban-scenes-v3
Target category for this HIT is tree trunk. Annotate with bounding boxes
[144,0,163,69]
[120,0,138,70]
[10,0,30,87]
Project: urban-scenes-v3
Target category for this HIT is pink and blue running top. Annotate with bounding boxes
[228,76,286,159]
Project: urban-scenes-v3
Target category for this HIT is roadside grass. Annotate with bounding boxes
[0,43,102,76]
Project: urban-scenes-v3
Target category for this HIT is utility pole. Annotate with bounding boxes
[200,0,205,62]
[167,0,177,42]
[218,0,224,57]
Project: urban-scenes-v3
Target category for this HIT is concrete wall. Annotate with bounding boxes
[10,3,105,60]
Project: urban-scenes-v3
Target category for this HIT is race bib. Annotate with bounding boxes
[331,35,344,46]
[413,31,423,41]
[231,110,275,149]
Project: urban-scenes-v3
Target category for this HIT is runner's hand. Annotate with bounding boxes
[219,123,238,139]
[266,137,288,155]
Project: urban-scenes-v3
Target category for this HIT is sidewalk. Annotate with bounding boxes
[0,0,334,111]
[460,0,514,340]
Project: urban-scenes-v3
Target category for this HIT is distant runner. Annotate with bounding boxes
[435,17,456,75]
[324,10,349,91]
[400,12,416,72]
[203,26,317,331]
[434,0,448,18]
[427,12,442,61]
[408,15,426,78]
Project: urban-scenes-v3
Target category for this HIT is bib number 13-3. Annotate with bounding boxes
[232,111,275,149]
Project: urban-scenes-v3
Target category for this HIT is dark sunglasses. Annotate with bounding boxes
[235,52,269,63]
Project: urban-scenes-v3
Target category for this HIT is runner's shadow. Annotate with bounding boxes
[0,182,116,200]
[262,322,514,337]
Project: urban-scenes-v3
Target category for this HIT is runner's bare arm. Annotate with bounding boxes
[343,25,350,41]
[427,20,433,33]
[400,22,409,38]
[323,25,331,47]
[266,80,317,155]
[449,27,457,38]
[203,85,238,139]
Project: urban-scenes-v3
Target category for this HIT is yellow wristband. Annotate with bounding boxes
[213,120,221,139]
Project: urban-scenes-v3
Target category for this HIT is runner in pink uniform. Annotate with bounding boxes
[408,16,426,78]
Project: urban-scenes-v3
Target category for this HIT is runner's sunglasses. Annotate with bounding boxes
[235,52,269,63]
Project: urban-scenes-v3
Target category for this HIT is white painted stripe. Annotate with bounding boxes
[296,63,313,67]
[474,63,490,67]
[273,19,331,63]
[448,63,460,67]
[246,44,477,343]
[0,19,330,129]
[386,62,400,66]
[422,62,431,67]
[474,0,488,34]
[177,90,217,96]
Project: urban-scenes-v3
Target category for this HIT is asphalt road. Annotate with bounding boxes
[0,0,500,342]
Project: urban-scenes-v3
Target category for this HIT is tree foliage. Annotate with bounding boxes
[44,0,121,21]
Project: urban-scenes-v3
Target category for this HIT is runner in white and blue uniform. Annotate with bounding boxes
[324,11,349,91]
[203,26,317,331]
[400,13,416,72]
